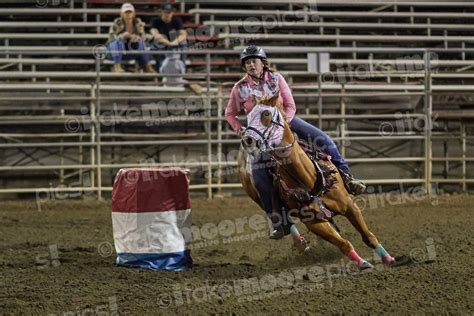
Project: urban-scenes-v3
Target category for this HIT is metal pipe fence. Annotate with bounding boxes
[0,48,473,198]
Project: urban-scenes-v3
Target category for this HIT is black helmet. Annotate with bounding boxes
[240,45,267,67]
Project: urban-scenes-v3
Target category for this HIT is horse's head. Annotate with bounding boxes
[241,94,290,159]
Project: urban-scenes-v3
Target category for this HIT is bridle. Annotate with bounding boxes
[243,106,296,154]
[243,105,317,194]
[244,107,313,194]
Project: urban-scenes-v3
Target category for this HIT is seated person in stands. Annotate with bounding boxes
[149,2,187,69]
[106,3,155,73]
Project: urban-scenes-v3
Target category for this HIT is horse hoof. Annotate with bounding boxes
[358,260,374,271]
[383,255,395,266]
[294,236,310,254]
[269,228,285,240]
[391,255,411,267]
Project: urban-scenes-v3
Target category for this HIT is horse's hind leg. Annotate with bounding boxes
[306,220,373,270]
[345,200,395,266]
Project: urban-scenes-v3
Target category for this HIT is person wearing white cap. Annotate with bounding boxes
[106,3,155,73]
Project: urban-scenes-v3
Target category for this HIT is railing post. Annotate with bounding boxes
[424,51,433,195]
[79,132,83,190]
[96,13,101,35]
[82,1,87,22]
[339,84,346,158]
[95,56,102,200]
[195,3,200,25]
[317,53,323,129]
[206,52,212,199]
[217,85,223,196]
[89,85,96,193]
[461,122,467,192]
[60,109,64,185]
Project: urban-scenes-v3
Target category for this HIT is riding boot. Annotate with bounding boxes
[339,170,366,195]
[268,171,291,240]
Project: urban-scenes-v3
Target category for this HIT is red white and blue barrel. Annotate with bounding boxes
[111,167,193,271]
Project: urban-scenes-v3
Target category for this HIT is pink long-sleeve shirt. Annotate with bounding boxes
[225,71,296,133]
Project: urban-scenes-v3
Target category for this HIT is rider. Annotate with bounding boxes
[225,45,366,238]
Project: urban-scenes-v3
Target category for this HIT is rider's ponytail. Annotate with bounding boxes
[263,59,277,72]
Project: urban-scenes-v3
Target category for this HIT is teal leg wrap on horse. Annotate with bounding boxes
[290,224,300,237]
[375,244,395,265]
[375,244,389,258]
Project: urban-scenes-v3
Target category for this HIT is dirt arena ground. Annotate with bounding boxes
[1,193,473,315]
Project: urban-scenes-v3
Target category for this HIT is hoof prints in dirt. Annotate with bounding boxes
[1,196,473,314]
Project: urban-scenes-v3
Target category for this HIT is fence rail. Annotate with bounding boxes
[0,48,472,198]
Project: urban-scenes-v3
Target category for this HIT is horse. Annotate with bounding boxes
[237,95,395,270]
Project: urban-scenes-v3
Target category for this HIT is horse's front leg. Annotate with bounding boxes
[305,219,374,270]
[345,199,395,266]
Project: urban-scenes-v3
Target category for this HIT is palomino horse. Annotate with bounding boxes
[238,95,395,270]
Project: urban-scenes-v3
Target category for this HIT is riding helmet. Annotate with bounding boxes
[240,45,267,67]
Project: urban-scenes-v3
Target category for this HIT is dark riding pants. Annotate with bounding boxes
[289,116,350,174]
[251,153,294,233]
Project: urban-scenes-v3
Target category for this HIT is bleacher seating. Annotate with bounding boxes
[1,0,473,102]
[1,0,473,197]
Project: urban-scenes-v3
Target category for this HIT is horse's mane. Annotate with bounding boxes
[255,94,287,121]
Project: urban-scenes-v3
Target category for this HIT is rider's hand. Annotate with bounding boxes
[238,127,246,138]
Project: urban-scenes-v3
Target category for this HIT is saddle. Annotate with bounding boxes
[268,139,338,220]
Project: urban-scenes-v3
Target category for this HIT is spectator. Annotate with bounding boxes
[150,3,201,94]
[106,3,156,73]
[149,2,187,68]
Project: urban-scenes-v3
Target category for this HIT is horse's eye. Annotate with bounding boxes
[262,110,270,117]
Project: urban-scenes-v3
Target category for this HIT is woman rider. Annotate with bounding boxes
[225,45,366,239]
